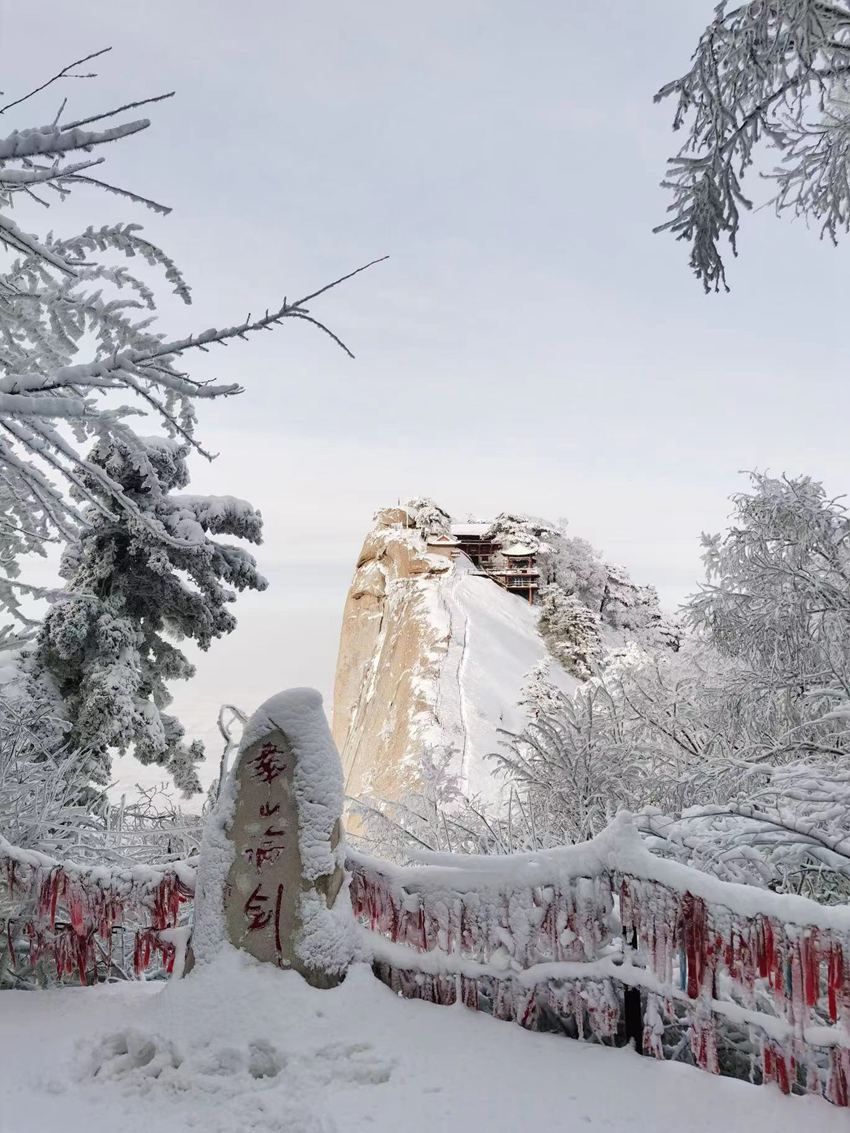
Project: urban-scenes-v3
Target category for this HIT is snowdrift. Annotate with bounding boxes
[1,946,844,1133]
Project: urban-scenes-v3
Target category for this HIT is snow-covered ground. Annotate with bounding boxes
[0,949,843,1133]
[430,557,577,801]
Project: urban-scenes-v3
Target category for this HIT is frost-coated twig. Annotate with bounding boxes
[657,1,850,289]
[0,55,388,606]
[0,47,112,116]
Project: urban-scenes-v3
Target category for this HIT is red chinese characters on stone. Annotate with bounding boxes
[244,884,273,932]
[252,742,288,784]
[243,881,285,957]
[243,825,287,869]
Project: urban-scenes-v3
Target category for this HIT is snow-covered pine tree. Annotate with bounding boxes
[519,660,569,721]
[404,498,451,538]
[600,570,682,650]
[544,534,609,611]
[33,434,267,800]
[484,511,678,646]
[537,583,603,678]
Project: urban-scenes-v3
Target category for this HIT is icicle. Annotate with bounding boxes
[681,892,708,999]
[518,987,538,1030]
[583,980,620,1043]
[4,917,15,969]
[461,974,478,1010]
[788,931,806,1033]
[642,993,665,1060]
[493,979,514,1022]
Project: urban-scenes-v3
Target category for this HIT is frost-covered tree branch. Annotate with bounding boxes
[354,474,850,901]
[0,52,384,632]
[657,0,850,290]
[485,473,850,900]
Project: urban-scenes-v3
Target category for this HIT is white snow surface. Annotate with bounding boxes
[449,522,491,537]
[426,556,577,802]
[190,748,238,964]
[0,946,843,1133]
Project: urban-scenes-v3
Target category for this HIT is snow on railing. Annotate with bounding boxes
[348,815,850,1108]
[0,835,195,983]
[4,813,850,1107]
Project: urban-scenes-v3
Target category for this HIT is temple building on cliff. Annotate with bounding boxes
[427,523,540,604]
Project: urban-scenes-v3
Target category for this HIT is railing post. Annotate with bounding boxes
[623,928,643,1053]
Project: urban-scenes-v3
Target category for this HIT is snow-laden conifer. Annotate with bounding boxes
[33,433,267,800]
[404,497,451,538]
[537,583,603,679]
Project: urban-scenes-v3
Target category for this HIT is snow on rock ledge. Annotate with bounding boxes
[332,507,576,815]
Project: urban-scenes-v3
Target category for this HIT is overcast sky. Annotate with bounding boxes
[3,1,849,794]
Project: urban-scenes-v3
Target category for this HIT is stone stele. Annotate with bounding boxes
[220,714,346,987]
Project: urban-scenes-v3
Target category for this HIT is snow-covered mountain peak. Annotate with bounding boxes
[332,501,678,818]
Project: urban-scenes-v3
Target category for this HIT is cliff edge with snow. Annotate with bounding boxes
[333,501,678,818]
[332,506,575,812]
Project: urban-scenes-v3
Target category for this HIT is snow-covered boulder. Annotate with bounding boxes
[191,689,353,987]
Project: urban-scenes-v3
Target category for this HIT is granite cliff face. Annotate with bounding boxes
[332,507,575,812]
[332,507,450,807]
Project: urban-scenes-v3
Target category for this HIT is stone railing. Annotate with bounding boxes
[348,816,850,1108]
[4,688,849,1111]
[0,835,194,982]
